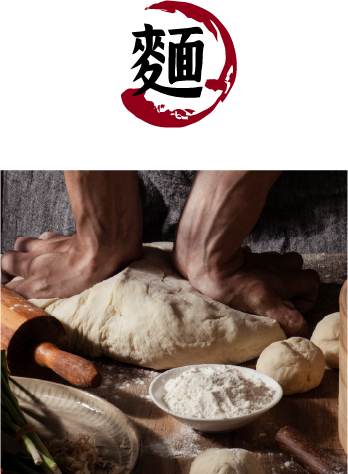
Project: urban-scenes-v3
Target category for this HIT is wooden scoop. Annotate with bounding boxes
[275,425,346,474]
[1,286,102,388]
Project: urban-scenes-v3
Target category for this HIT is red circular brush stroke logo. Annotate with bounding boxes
[121,1,237,128]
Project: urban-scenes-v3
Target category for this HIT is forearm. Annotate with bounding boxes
[1,171,144,298]
[174,170,281,276]
[64,171,143,257]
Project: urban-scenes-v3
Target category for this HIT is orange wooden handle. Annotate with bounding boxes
[31,342,102,388]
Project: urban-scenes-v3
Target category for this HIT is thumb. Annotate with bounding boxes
[263,290,308,337]
[5,277,37,300]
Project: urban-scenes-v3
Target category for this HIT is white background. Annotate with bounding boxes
[0,0,347,169]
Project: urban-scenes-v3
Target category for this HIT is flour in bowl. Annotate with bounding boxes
[163,365,277,419]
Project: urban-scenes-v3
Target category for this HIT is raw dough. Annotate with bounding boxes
[28,243,286,370]
[189,448,265,474]
[311,312,339,368]
[256,337,325,395]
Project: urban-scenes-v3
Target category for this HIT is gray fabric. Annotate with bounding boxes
[1,171,76,250]
[138,171,196,242]
[0,171,196,252]
[1,170,347,254]
[244,171,347,253]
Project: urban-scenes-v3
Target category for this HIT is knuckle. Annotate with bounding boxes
[39,232,52,239]
[290,252,304,267]
[304,269,320,285]
[14,236,28,250]
[39,231,60,240]
[249,286,270,309]
[15,236,25,245]
[1,251,15,271]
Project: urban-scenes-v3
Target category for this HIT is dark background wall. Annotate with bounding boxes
[1,171,347,254]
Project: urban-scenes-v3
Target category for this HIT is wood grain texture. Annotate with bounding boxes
[338,280,348,454]
[1,286,67,379]
[44,356,347,474]
[1,285,65,353]
[275,425,346,473]
[13,254,348,473]
[1,286,102,387]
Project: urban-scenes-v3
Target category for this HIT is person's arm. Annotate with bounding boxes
[173,171,320,336]
[1,171,143,298]
[173,171,281,277]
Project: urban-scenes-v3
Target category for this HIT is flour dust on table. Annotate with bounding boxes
[28,243,286,369]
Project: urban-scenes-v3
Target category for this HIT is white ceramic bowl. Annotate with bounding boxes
[149,364,282,432]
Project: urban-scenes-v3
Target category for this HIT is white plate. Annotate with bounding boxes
[149,364,283,432]
[9,376,141,473]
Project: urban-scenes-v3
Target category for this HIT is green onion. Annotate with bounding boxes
[1,350,63,474]
[39,452,58,471]
[53,458,67,467]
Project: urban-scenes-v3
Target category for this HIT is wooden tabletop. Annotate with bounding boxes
[44,254,347,473]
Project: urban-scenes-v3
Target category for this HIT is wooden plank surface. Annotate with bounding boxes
[42,254,348,473]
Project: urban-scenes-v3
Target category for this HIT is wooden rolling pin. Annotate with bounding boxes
[1,286,102,388]
[339,280,347,453]
[275,426,346,474]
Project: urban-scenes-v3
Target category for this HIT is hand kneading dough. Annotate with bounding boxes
[310,313,339,368]
[256,337,325,395]
[189,448,265,474]
[28,243,286,370]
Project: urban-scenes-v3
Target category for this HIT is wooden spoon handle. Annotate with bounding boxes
[31,342,102,388]
[275,426,346,474]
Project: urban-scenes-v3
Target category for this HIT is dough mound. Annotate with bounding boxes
[311,313,339,369]
[256,337,325,395]
[189,448,265,474]
[30,243,286,370]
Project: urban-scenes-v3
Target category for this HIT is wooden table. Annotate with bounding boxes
[46,254,347,473]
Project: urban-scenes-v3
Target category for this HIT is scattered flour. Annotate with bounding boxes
[140,395,151,400]
[143,422,203,458]
[163,366,277,419]
[103,366,158,391]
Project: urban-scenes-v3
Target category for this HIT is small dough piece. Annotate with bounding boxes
[256,337,325,395]
[189,448,265,474]
[311,313,339,368]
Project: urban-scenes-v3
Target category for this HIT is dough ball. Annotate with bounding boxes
[311,313,339,368]
[189,448,265,474]
[256,337,325,395]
